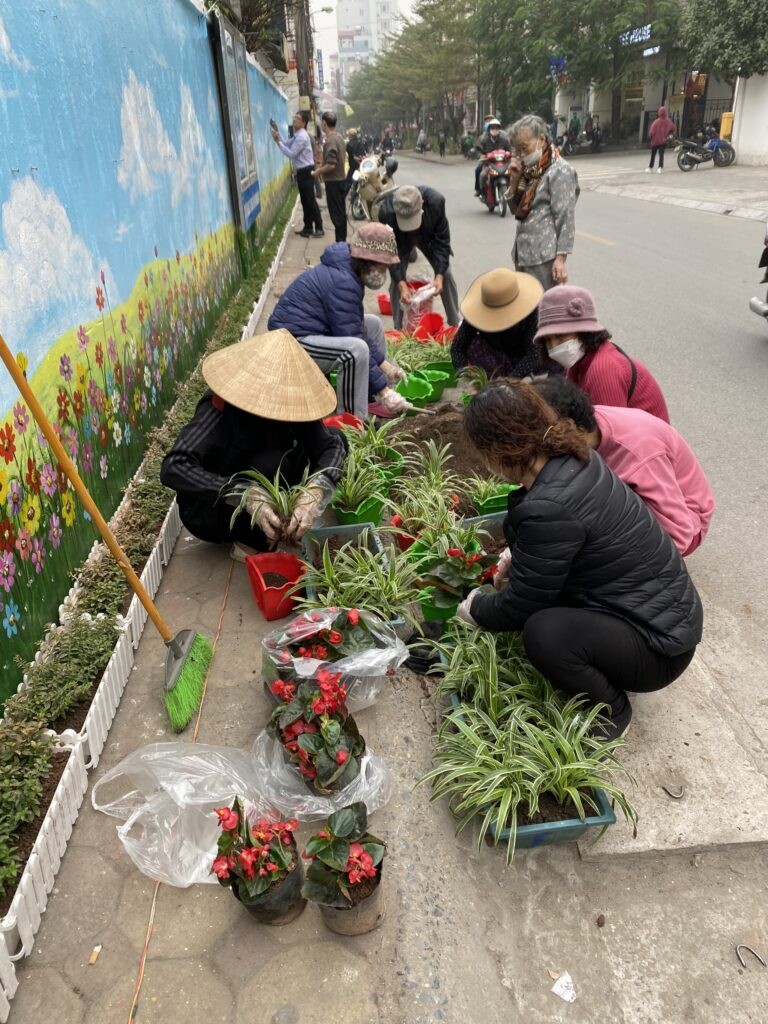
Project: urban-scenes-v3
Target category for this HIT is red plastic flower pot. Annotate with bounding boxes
[385,330,404,342]
[389,515,417,551]
[246,553,305,621]
[437,325,457,346]
[323,412,364,431]
[377,292,392,315]
[414,312,445,341]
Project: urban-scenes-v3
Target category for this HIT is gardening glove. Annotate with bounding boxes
[375,386,413,414]
[285,486,324,544]
[494,547,513,590]
[245,486,281,543]
[456,589,481,628]
[380,360,407,384]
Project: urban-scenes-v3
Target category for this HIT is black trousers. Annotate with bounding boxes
[296,166,322,231]
[177,493,270,550]
[325,179,347,242]
[522,607,696,717]
[649,144,665,168]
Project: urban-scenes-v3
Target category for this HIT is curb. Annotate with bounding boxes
[582,182,768,221]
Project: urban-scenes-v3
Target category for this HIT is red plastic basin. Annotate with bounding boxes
[414,311,445,341]
[246,552,305,621]
[323,412,364,431]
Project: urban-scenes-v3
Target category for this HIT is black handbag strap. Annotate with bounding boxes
[612,344,637,402]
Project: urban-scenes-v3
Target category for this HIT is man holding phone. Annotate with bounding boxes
[271,111,324,238]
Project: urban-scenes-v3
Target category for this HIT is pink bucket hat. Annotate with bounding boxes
[348,223,400,265]
[533,285,605,342]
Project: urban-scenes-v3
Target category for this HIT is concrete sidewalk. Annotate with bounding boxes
[8,199,768,1024]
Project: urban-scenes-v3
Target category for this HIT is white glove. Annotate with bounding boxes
[245,487,282,543]
[380,360,407,385]
[494,547,513,590]
[376,386,413,414]
[286,488,323,544]
[456,589,481,627]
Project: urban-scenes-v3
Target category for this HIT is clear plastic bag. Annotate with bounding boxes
[261,607,408,711]
[91,742,275,887]
[250,730,392,821]
[403,283,436,333]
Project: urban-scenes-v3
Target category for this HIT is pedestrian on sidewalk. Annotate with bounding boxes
[271,111,323,238]
[451,268,543,379]
[159,329,347,560]
[646,105,676,174]
[533,377,714,555]
[437,129,446,158]
[267,223,412,419]
[505,114,579,290]
[534,285,670,422]
[457,379,703,742]
[313,111,348,242]
[377,184,461,330]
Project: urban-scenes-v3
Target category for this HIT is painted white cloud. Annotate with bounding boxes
[207,87,217,123]
[114,221,133,242]
[0,15,31,71]
[117,70,179,201]
[176,83,228,213]
[0,177,117,353]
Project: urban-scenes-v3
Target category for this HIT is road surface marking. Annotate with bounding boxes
[576,230,617,246]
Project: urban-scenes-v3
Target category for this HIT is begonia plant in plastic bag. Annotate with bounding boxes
[403,284,436,334]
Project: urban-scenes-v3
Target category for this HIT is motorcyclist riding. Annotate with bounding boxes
[476,119,512,196]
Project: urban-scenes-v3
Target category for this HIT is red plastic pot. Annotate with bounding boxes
[385,330,404,342]
[437,325,457,346]
[414,311,445,341]
[246,553,305,621]
[390,515,417,552]
[377,292,392,315]
[323,412,364,431]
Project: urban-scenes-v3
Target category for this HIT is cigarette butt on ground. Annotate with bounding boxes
[88,943,102,965]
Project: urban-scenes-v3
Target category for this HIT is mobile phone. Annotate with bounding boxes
[269,118,278,130]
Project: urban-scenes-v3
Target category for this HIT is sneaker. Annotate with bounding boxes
[474,190,481,197]
[594,698,633,743]
[657,167,663,174]
[230,541,260,562]
[295,229,312,237]
[645,167,652,173]
[313,228,325,237]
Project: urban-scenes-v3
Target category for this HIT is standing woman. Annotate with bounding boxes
[506,114,579,290]
[533,284,670,422]
[457,380,703,741]
[271,112,323,238]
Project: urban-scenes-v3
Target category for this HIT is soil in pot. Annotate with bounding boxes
[263,572,289,587]
[233,854,306,926]
[518,793,582,826]
[319,868,385,936]
[309,531,374,569]
[0,751,70,919]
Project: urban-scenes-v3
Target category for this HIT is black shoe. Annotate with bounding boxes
[593,698,633,743]
[314,228,325,237]
[295,229,312,237]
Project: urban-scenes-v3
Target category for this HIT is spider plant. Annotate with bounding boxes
[468,474,512,506]
[332,451,388,513]
[400,439,461,494]
[458,365,489,394]
[294,535,422,630]
[386,335,445,373]
[344,417,404,463]
[417,698,637,862]
[227,464,321,535]
[383,484,457,540]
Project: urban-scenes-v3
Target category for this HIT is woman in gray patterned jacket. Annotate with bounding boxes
[506,114,579,291]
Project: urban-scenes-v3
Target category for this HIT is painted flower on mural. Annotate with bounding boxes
[16,352,28,376]
[56,388,70,422]
[56,464,68,495]
[8,479,22,516]
[15,528,31,562]
[0,518,15,553]
[72,390,85,421]
[30,538,46,575]
[120,314,127,335]
[59,354,73,383]
[21,493,42,536]
[64,426,79,459]
[77,324,89,351]
[25,457,40,496]
[12,403,29,435]
[99,455,108,480]
[95,341,104,368]
[82,442,94,473]
[112,422,123,446]
[0,423,16,465]
[61,492,76,528]
[3,600,20,639]
[0,550,15,593]
[40,463,57,498]
[96,286,105,312]
[0,468,8,508]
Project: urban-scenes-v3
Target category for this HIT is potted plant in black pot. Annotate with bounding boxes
[301,801,386,935]
[211,798,305,925]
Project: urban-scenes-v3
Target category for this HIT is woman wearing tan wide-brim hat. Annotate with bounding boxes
[451,268,544,379]
[159,329,348,559]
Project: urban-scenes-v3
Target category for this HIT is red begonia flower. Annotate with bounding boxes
[215,807,239,831]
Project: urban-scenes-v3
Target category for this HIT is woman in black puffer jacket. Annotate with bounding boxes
[458,379,703,740]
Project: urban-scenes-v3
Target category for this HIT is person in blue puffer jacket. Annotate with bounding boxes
[268,223,412,418]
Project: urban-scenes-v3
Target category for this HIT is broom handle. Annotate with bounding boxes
[0,332,174,644]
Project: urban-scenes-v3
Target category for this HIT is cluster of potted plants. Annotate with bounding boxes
[213,800,385,935]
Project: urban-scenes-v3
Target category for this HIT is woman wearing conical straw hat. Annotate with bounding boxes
[159,329,346,559]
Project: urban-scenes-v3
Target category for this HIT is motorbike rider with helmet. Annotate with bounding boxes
[475,118,512,196]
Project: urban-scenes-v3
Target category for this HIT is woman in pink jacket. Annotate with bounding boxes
[646,106,676,173]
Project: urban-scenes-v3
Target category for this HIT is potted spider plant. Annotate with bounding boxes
[467,475,520,516]
[331,451,388,526]
[385,334,445,374]
[385,487,457,552]
[301,802,386,935]
[211,799,306,925]
[458,365,489,406]
[343,418,405,485]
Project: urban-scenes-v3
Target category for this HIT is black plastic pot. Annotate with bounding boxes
[318,867,385,935]
[232,855,307,926]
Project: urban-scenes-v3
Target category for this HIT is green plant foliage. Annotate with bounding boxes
[681,0,768,80]
[385,335,445,373]
[331,451,388,513]
[227,463,322,534]
[301,801,386,908]
[0,720,54,898]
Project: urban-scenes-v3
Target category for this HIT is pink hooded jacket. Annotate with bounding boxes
[648,106,676,148]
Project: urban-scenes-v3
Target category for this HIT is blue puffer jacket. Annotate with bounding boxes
[267,243,387,395]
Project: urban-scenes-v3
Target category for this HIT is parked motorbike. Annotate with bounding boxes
[348,154,398,221]
[749,221,768,326]
[556,131,579,157]
[677,123,735,171]
[478,148,513,217]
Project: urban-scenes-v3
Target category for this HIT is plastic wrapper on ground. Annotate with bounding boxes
[403,284,436,334]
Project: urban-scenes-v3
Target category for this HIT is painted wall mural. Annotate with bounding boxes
[0,0,287,699]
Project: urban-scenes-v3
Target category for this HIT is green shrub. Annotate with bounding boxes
[0,720,54,898]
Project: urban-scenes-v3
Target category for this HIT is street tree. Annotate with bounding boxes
[680,0,768,82]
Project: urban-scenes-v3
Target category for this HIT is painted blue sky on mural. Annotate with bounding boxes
[0,0,235,405]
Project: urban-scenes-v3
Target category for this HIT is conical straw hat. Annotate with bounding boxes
[201,329,337,422]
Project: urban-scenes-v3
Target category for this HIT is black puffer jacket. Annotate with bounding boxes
[471,453,703,655]
[377,185,452,284]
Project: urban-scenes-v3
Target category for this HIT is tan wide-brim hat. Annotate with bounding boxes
[460,268,543,333]
[201,329,337,422]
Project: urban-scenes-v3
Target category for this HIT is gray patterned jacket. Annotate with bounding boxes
[511,158,579,268]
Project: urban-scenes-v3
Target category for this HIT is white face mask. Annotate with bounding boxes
[361,267,387,290]
[547,338,584,369]
[522,146,543,167]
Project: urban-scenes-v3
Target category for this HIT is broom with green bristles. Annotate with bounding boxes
[0,332,211,732]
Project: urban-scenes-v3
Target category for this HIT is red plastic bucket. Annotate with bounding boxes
[414,311,445,341]
[323,412,364,431]
[390,515,417,551]
[377,292,392,315]
[246,553,305,621]
[437,325,457,346]
[406,278,430,292]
